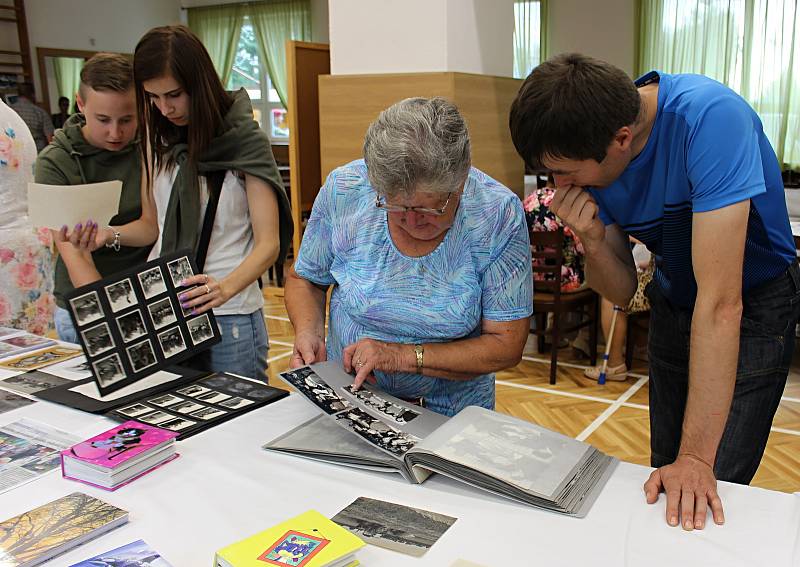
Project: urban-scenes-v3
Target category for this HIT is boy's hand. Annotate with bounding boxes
[549,185,606,250]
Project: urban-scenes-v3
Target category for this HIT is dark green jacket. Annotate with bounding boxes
[35,113,150,308]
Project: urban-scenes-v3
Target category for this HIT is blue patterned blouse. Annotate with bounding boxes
[294,160,533,416]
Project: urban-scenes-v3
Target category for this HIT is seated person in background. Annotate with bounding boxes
[0,98,55,335]
[51,96,70,130]
[285,97,533,417]
[35,53,150,343]
[583,241,652,381]
[9,82,54,153]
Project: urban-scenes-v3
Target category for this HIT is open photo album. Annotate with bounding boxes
[64,249,221,396]
[266,362,617,517]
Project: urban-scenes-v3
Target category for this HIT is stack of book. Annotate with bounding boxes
[215,510,364,567]
[61,420,179,490]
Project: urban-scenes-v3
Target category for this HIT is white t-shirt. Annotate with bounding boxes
[149,168,263,315]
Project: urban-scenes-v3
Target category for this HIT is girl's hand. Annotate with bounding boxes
[178,273,232,314]
[55,220,109,252]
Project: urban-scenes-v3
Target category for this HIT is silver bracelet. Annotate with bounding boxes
[105,227,121,252]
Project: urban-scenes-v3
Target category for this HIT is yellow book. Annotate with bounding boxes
[214,510,364,567]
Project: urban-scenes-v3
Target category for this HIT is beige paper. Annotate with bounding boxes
[27,180,123,229]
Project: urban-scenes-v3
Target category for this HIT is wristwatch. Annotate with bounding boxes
[414,344,424,374]
[105,227,121,252]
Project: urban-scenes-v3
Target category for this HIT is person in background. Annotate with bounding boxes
[0,98,55,334]
[35,53,149,343]
[9,82,54,153]
[51,96,70,130]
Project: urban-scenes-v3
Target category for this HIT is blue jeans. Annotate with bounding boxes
[54,307,78,344]
[646,261,800,484]
[191,310,269,380]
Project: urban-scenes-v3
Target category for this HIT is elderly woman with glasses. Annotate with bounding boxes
[285,97,532,416]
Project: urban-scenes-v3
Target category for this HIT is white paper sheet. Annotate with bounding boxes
[70,370,181,401]
[27,180,123,229]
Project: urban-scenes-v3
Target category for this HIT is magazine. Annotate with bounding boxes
[265,362,617,517]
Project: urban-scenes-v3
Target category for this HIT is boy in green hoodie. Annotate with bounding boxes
[35,53,152,343]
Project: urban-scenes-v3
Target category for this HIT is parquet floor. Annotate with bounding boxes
[262,286,800,494]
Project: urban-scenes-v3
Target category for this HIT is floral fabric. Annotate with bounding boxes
[523,186,586,293]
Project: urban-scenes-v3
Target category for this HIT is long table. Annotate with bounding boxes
[0,378,798,566]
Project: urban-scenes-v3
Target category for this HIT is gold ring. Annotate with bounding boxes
[203,274,209,283]
[356,359,364,368]
[204,284,211,295]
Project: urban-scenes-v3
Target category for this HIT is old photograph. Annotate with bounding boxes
[171,400,205,414]
[219,396,255,409]
[176,384,209,397]
[116,403,152,417]
[147,393,183,408]
[202,374,253,395]
[195,390,231,404]
[105,278,136,313]
[0,370,71,395]
[160,417,196,431]
[336,407,419,456]
[0,390,36,415]
[189,406,226,421]
[280,367,352,415]
[138,410,173,425]
[70,291,103,325]
[187,314,213,345]
[167,256,194,287]
[138,266,167,299]
[117,310,147,343]
[0,346,82,371]
[332,497,456,557]
[127,340,157,373]
[81,322,115,357]
[158,327,186,358]
[149,298,177,330]
[343,385,420,424]
[93,353,126,387]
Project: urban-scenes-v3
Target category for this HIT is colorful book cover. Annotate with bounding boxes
[216,510,364,567]
[68,539,174,566]
[0,492,128,566]
[62,420,178,470]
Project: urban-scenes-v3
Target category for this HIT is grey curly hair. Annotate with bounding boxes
[363,97,471,198]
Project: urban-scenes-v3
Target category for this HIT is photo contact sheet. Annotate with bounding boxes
[65,250,221,395]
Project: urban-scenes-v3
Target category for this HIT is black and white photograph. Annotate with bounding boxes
[189,406,227,421]
[104,278,136,312]
[0,371,71,395]
[332,497,457,557]
[147,393,182,407]
[160,417,196,431]
[219,396,255,410]
[167,256,194,287]
[116,403,152,417]
[171,400,205,414]
[138,266,167,299]
[93,353,125,387]
[138,410,173,425]
[176,384,210,398]
[196,390,231,404]
[70,291,103,326]
[81,322,114,357]
[187,314,214,345]
[148,298,177,330]
[336,407,420,456]
[0,390,35,415]
[180,287,196,316]
[127,340,157,372]
[280,367,352,415]
[117,310,147,342]
[203,374,253,394]
[157,327,186,359]
[343,385,421,424]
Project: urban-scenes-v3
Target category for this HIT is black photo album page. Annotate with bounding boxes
[65,249,221,395]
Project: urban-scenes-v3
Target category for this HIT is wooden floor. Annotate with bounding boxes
[262,286,800,494]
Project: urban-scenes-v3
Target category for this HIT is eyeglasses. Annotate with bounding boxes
[375,192,453,216]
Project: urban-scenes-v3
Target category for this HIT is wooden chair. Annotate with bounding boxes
[529,227,598,384]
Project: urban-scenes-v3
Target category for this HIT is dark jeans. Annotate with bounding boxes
[646,260,800,484]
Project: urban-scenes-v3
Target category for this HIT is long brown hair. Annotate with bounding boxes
[133,25,233,180]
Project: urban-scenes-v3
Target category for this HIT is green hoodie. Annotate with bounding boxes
[35,113,150,308]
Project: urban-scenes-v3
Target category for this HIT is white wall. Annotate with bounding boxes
[548,0,636,77]
[24,0,182,102]
[330,0,513,76]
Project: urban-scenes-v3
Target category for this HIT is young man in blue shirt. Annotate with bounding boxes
[509,53,799,531]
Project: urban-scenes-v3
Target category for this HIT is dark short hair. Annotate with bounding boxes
[509,53,640,170]
[58,96,69,104]
[17,82,35,98]
[79,53,134,99]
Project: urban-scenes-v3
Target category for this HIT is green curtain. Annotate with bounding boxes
[637,0,800,169]
[513,0,546,79]
[52,57,83,109]
[187,3,245,86]
[249,0,311,108]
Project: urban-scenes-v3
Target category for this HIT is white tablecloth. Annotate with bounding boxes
[0,392,798,567]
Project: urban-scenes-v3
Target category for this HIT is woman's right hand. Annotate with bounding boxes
[290,330,327,368]
[55,220,109,252]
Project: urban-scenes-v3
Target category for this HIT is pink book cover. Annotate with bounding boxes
[61,420,178,470]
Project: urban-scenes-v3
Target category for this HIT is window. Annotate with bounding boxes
[513,0,544,79]
[226,18,288,140]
